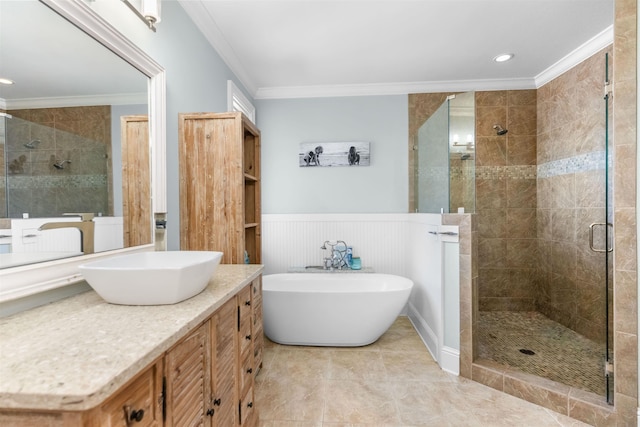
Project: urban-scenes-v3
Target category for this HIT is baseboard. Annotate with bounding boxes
[440,346,460,375]
[407,301,438,363]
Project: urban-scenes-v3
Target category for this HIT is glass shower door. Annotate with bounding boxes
[416,98,449,213]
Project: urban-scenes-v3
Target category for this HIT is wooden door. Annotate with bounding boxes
[121,115,152,247]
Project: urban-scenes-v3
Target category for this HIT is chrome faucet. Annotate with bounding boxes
[38,213,95,254]
[320,240,349,270]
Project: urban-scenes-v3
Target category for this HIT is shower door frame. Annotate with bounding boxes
[604,51,614,405]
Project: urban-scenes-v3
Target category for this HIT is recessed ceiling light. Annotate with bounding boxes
[0,77,15,85]
[494,53,514,63]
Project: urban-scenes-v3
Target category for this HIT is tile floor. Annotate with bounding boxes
[477,311,605,396]
[255,317,591,426]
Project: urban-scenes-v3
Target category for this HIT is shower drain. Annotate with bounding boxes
[519,349,536,355]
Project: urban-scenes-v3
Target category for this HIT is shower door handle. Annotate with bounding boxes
[589,223,613,253]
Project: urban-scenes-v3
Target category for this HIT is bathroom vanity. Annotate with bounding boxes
[0,264,263,426]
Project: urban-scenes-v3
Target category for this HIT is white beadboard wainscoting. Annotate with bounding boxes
[261,213,460,374]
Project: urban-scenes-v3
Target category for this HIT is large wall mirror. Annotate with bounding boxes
[0,0,166,302]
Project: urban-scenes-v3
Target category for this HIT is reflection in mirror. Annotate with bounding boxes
[0,0,150,269]
[416,92,475,213]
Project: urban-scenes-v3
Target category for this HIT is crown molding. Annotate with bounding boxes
[177,0,257,96]
[2,92,148,110]
[254,78,537,100]
[535,25,613,88]
[179,0,612,100]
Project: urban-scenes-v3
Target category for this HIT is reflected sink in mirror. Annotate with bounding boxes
[79,251,223,305]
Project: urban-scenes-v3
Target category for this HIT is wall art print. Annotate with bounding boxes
[299,141,370,167]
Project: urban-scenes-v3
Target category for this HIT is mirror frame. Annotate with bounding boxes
[0,0,166,302]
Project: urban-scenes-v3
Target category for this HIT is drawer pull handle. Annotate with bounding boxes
[245,300,251,306]
[247,368,253,374]
[245,335,251,340]
[213,398,221,406]
[124,406,145,425]
[206,408,215,417]
[130,409,144,422]
[247,402,253,408]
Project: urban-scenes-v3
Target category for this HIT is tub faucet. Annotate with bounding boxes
[321,240,349,270]
[38,213,95,254]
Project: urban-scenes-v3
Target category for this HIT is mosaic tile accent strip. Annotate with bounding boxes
[450,166,475,179]
[477,311,605,396]
[537,151,606,179]
[7,174,108,189]
[475,165,537,180]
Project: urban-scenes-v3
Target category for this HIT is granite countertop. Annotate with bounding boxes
[0,264,263,412]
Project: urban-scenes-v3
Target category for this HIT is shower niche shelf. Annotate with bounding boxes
[179,112,261,265]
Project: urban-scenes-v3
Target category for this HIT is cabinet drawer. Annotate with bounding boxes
[101,362,161,427]
[239,387,255,426]
[252,298,262,330]
[253,332,264,372]
[239,314,253,357]
[238,285,252,321]
[251,278,262,303]
[238,349,254,395]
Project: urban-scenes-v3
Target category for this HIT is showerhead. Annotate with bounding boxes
[493,124,508,136]
[53,160,71,170]
[23,139,41,149]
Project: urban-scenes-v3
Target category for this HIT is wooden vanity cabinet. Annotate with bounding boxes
[0,280,262,427]
[165,288,260,427]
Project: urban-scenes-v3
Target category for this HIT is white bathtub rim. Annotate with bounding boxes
[263,273,414,293]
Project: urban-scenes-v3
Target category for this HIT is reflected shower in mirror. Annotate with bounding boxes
[0,0,150,269]
[416,91,475,214]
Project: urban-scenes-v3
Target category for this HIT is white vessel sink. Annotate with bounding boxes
[79,251,223,305]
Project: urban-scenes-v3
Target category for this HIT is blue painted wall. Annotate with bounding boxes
[256,96,408,213]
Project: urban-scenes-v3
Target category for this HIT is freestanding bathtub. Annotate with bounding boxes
[262,273,414,346]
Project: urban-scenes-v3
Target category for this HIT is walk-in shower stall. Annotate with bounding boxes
[414,49,614,404]
[1,112,111,219]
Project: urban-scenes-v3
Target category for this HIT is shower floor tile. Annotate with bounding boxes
[256,317,590,426]
[477,311,605,396]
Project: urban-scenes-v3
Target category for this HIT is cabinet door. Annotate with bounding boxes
[164,322,210,427]
[98,360,163,427]
[210,297,238,426]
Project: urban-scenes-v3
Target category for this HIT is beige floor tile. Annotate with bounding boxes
[380,350,448,382]
[259,421,322,427]
[261,346,332,380]
[328,350,388,381]
[375,329,428,352]
[255,317,593,427]
[323,379,401,424]
[255,376,325,422]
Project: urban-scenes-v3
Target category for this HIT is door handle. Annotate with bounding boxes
[589,222,613,253]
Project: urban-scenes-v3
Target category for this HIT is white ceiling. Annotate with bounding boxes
[0,0,148,109]
[0,0,615,107]
[179,0,615,99]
